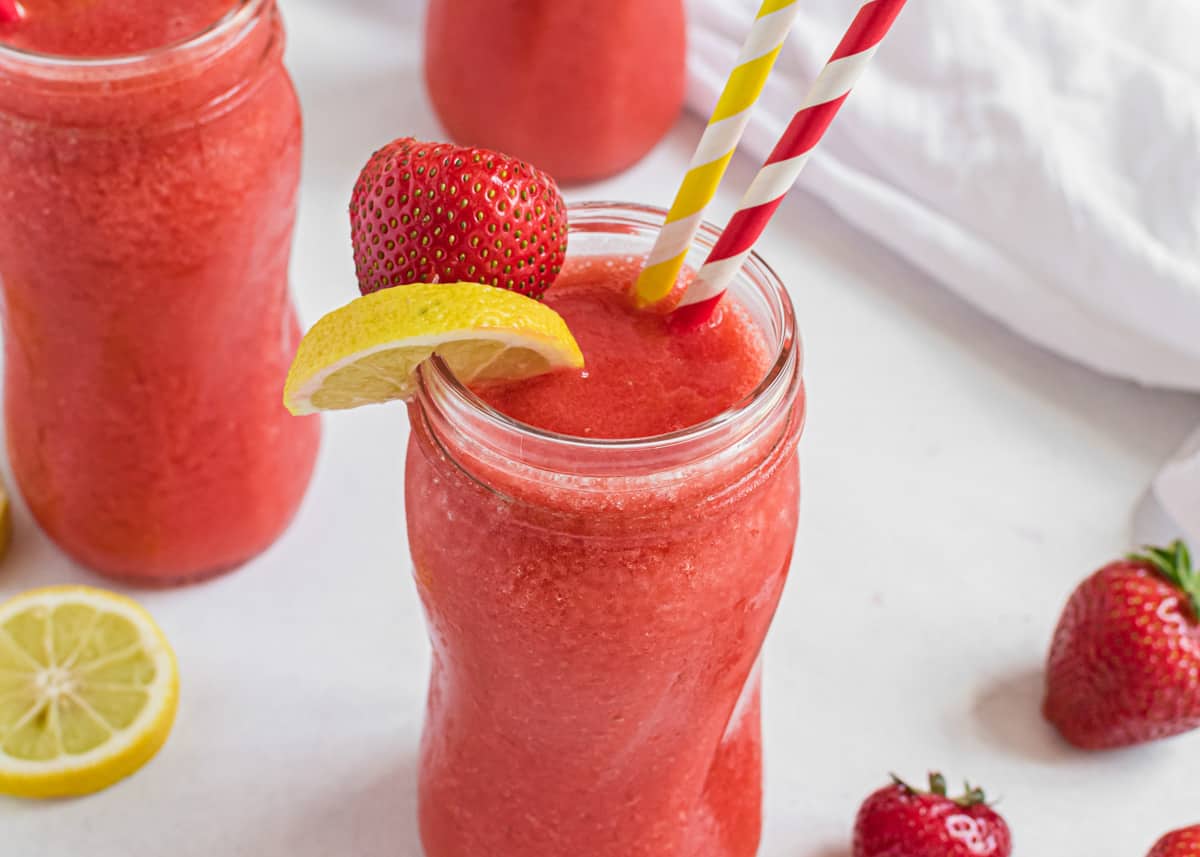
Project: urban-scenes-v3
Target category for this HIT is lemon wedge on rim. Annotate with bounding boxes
[284,282,583,415]
[0,586,178,798]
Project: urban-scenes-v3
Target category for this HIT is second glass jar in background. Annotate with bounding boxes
[0,0,319,583]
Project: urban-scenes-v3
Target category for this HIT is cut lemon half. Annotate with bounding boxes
[284,282,583,415]
[0,586,179,798]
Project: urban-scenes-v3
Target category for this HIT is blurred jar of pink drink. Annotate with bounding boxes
[0,0,320,583]
[424,0,687,184]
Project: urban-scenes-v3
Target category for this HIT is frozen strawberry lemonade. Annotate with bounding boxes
[0,0,319,581]
[425,0,686,184]
[284,142,804,856]
[0,0,237,56]
[475,256,771,437]
[407,246,802,856]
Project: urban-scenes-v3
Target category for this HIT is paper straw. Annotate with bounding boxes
[671,0,907,329]
[630,0,800,308]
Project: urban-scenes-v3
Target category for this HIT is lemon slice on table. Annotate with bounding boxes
[0,586,179,799]
[284,282,583,415]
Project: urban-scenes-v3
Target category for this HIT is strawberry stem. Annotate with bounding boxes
[1131,540,1200,620]
[890,772,990,808]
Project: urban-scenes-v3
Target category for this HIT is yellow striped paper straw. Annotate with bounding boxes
[631,0,800,307]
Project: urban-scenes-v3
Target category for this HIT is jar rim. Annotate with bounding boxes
[0,0,264,70]
[414,200,804,475]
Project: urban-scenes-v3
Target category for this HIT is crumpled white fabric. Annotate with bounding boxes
[685,0,1200,542]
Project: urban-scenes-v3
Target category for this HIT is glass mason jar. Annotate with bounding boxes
[405,203,805,857]
[424,0,687,184]
[0,0,319,584]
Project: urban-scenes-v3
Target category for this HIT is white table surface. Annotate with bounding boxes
[5,2,1200,854]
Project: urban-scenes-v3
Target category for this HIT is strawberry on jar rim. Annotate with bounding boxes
[1044,540,1200,750]
[350,138,568,300]
[852,772,1012,857]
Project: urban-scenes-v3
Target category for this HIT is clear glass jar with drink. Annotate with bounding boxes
[404,203,804,856]
[0,0,319,583]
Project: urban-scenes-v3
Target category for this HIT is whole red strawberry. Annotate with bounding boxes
[1044,540,1200,750]
[349,138,568,299]
[853,773,1012,857]
[1149,825,1200,857]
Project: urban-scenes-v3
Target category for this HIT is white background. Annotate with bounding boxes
[4,1,1200,854]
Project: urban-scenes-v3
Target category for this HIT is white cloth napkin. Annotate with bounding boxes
[686,0,1200,543]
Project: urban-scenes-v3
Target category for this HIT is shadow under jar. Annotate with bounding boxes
[0,0,320,584]
[405,203,805,857]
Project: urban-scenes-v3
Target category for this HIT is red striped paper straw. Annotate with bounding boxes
[670,0,907,329]
[631,0,801,308]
